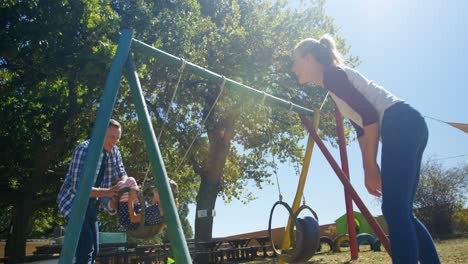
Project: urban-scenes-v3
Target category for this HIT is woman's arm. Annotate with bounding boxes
[357,123,382,197]
[324,68,381,196]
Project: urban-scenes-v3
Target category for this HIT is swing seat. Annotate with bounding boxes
[126,221,166,239]
[268,202,321,263]
[291,215,320,262]
[116,187,166,239]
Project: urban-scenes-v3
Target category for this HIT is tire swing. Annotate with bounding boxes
[263,97,322,263]
[291,204,321,262]
[265,141,320,263]
[268,201,320,263]
[116,187,166,239]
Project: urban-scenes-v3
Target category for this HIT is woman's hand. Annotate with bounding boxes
[364,163,382,197]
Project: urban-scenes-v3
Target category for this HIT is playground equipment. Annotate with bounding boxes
[58,30,315,264]
[59,29,391,263]
[356,233,377,251]
[333,233,378,252]
[333,234,350,252]
[268,202,320,263]
[263,101,321,263]
[317,236,334,252]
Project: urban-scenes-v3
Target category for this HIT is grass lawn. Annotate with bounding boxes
[246,236,468,264]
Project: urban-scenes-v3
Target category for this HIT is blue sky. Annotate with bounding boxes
[187,0,468,238]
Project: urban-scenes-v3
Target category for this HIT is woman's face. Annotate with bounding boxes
[292,50,322,85]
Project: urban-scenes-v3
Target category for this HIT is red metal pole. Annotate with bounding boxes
[335,110,359,260]
[299,114,391,256]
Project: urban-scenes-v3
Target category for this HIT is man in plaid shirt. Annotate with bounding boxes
[57,119,128,263]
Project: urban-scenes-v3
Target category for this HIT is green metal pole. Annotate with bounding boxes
[131,38,314,117]
[58,29,133,264]
[124,56,192,264]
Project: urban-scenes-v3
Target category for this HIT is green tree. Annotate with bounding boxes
[0,0,120,260]
[414,160,468,238]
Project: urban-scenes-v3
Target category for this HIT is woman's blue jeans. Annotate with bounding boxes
[381,103,440,264]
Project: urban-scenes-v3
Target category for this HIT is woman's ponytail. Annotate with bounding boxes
[294,34,344,66]
[319,34,344,66]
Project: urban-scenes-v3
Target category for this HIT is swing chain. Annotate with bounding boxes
[175,76,226,172]
[157,59,187,141]
[144,59,187,190]
[260,92,283,201]
[261,91,267,105]
[262,98,283,202]
[286,104,308,206]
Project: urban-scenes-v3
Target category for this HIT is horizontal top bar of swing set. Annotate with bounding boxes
[131,38,315,117]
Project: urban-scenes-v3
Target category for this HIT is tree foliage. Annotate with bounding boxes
[414,160,468,238]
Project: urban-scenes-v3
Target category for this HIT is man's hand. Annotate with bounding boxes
[108,184,120,198]
[364,163,382,197]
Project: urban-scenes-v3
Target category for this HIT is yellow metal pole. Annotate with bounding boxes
[278,110,320,264]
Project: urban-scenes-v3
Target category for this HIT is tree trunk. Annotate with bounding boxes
[5,134,65,262]
[194,178,221,264]
[5,193,32,263]
[194,117,234,263]
[195,177,221,241]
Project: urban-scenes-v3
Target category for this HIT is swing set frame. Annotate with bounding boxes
[59,29,390,264]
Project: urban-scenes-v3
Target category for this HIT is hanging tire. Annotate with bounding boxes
[356,233,376,252]
[291,216,321,263]
[268,201,301,263]
[333,234,350,252]
[317,236,334,253]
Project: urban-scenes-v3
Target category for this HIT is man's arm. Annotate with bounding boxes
[69,144,86,193]
[90,186,119,198]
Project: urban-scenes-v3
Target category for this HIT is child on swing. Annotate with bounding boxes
[108,176,178,230]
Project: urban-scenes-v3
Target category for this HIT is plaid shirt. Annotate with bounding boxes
[57,140,127,219]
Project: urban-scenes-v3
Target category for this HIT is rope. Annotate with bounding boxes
[320,92,329,111]
[423,115,447,124]
[261,95,282,201]
[286,106,306,205]
[433,154,468,161]
[261,91,267,105]
[157,59,186,141]
[142,60,186,190]
[270,132,282,201]
[175,77,226,172]
[140,166,152,191]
